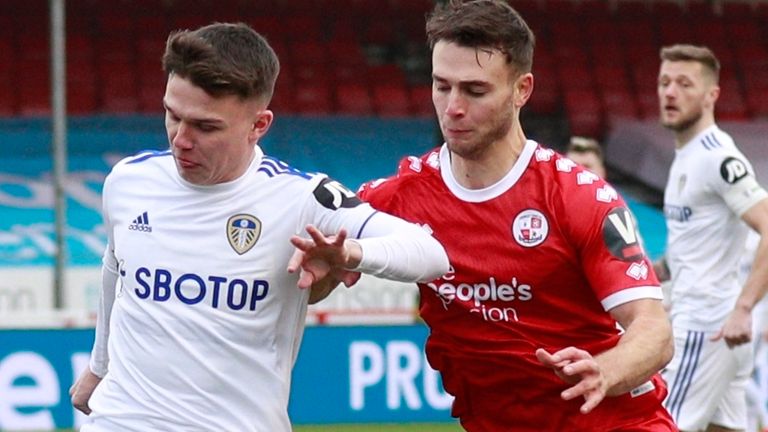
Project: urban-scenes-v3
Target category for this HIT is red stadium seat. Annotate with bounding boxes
[745,88,768,118]
[716,83,749,121]
[288,41,329,66]
[636,92,659,120]
[367,64,408,88]
[409,85,434,117]
[601,88,639,122]
[283,16,323,42]
[294,83,334,114]
[328,41,367,67]
[17,60,50,115]
[372,84,410,117]
[249,17,285,44]
[99,65,139,112]
[335,83,373,115]
[557,63,595,91]
[529,66,560,115]
[564,89,604,137]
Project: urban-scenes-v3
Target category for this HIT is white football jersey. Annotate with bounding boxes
[664,125,768,330]
[85,146,435,432]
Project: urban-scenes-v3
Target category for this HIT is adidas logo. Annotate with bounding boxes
[128,211,153,233]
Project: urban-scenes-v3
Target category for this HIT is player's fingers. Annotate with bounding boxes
[561,359,599,377]
[332,228,348,247]
[341,271,361,287]
[535,348,555,365]
[710,330,723,342]
[289,235,315,252]
[297,269,316,290]
[305,225,332,246]
[535,348,570,368]
[287,249,306,273]
[551,346,590,362]
[579,391,603,414]
[561,380,590,401]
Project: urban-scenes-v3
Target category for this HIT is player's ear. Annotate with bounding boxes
[514,72,534,108]
[249,109,273,142]
[705,85,720,110]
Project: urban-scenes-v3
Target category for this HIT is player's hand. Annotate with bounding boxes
[288,248,361,303]
[535,347,608,414]
[712,306,752,347]
[70,367,102,415]
[288,225,362,290]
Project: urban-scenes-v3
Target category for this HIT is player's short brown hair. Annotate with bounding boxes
[566,136,603,161]
[426,0,535,75]
[660,44,720,83]
[162,22,279,103]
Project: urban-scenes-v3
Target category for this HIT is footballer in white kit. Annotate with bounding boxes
[662,125,768,430]
[82,146,448,432]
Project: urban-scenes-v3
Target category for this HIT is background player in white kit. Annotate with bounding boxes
[654,44,768,432]
[68,22,449,432]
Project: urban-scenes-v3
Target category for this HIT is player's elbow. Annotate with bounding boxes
[417,240,450,282]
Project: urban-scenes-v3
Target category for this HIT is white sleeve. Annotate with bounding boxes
[89,175,118,378]
[89,255,118,378]
[301,175,449,283]
[352,211,449,282]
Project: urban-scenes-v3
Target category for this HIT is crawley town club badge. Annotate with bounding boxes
[512,209,549,247]
[227,214,262,255]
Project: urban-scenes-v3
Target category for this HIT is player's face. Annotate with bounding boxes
[431,41,519,160]
[163,74,273,185]
[566,152,606,178]
[657,60,718,132]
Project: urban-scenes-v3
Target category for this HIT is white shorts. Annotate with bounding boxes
[662,328,753,431]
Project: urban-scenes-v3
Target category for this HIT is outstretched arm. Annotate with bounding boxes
[536,298,673,414]
[291,211,449,285]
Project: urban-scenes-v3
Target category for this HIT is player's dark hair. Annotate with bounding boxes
[162,22,279,103]
[426,0,535,74]
[566,136,603,162]
[660,44,720,83]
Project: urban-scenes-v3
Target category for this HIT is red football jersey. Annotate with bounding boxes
[358,142,675,431]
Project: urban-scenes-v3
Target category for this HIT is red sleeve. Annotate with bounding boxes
[556,163,660,306]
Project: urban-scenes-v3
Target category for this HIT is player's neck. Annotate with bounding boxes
[674,115,716,149]
[449,132,526,190]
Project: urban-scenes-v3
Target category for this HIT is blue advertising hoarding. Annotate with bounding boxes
[0,325,453,430]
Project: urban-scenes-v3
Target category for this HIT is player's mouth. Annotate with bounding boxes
[176,156,199,169]
[445,128,471,137]
[663,105,680,115]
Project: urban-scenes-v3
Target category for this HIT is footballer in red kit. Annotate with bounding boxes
[359,142,675,431]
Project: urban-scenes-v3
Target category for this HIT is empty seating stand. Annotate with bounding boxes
[1,0,766,133]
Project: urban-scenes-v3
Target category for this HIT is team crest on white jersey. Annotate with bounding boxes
[512,209,549,247]
[227,214,262,255]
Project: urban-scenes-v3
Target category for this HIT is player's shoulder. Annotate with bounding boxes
[532,144,620,204]
[256,155,317,183]
[688,127,754,182]
[360,147,442,195]
[689,126,738,159]
[108,149,173,179]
